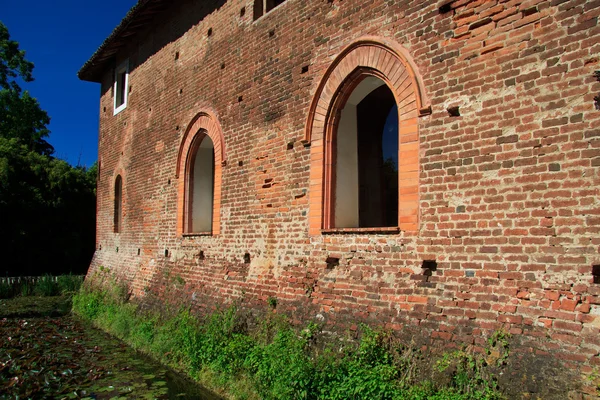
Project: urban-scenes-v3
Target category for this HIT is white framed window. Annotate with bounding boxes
[113,60,129,115]
[253,0,286,20]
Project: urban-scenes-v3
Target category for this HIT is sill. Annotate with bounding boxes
[114,102,127,115]
[321,227,400,235]
[182,232,212,237]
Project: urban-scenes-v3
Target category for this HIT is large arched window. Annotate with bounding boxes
[305,38,430,235]
[333,76,398,229]
[185,132,215,233]
[176,110,226,236]
[114,175,122,233]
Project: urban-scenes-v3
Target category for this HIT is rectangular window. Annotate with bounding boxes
[253,0,286,20]
[113,60,129,115]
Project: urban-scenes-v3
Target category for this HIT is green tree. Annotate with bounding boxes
[0,22,96,276]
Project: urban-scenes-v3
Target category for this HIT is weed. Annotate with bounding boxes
[57,274,83,294]
[0,281,14,299]
[20,281,34,296]
[34,275,59,296]
[72,286,507,400]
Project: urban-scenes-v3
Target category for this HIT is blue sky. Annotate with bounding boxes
[2,0,137,167]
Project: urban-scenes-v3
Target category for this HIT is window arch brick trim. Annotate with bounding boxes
[176,110,226,236]
[305,37,430,235]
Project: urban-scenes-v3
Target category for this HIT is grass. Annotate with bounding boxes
[73,282,507,400]
[0,274,83,299]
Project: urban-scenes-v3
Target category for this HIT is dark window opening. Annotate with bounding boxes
[114,175,122,233]
[593,265,600,284]
[253,0,286,20]
[116,70,126,107]
[333,77,398,228]
[186,133,215,233]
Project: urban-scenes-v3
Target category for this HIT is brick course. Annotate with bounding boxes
[85,0,600,396]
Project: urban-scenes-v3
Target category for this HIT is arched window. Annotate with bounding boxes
[333,76,398,228]
[253,0,286,20]
[176,110,226,236]
[305,39,430,235]
[185,132,215,233]
[114,175,122,233]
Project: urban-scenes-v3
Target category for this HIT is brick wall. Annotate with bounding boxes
[88,0,600,396]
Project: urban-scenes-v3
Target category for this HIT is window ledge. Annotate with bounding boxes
[182,232,212,237]
[321,227,400,235]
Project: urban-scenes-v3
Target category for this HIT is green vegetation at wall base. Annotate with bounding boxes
[73,285,506,400]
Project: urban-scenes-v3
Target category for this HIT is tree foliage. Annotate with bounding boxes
[0,22,96,276]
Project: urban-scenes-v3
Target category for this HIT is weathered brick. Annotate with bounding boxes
[80,1,600,394]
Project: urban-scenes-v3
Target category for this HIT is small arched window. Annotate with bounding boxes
[176,110,225,236]
[114,175,122,233]
[185,132,215,233]
[253,0,286,20]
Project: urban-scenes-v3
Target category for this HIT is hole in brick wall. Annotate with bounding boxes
[221,62,226,69]
[179,88,183,95]
[99,244,102,250]
[137,248,141,256]
[168,179,171,185]
[238,95,243,102]
[244,253,251,264]
[326,257,339,269]
[593,265,600,284]
[129,85,132,93]
[422,260,437,273]
[447,106,460,117]
[595,71,600,110]
[199,251,205,260]
[521,7,537,17]
[301,65,309,74]
[175,51,179,60]
[269,29,275,37]
[207,28,213,37]
[287,142,294,150]
[149,107,152,112]
[238,160,244,166]
[103,107,106,113]
[438,2,452,14]
[176,126,180,131]
[165,249,169,257]
[240,7,246,17]
[116,247,119,253]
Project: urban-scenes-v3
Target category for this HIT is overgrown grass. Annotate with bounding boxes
[0,275,83,299]
[73,283,507,400]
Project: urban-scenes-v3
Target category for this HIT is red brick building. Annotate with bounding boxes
[80,0,600,396]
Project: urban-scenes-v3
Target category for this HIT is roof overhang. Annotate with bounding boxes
[78,0,171,83]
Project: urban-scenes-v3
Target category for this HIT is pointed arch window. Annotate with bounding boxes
[114,175,122,233]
